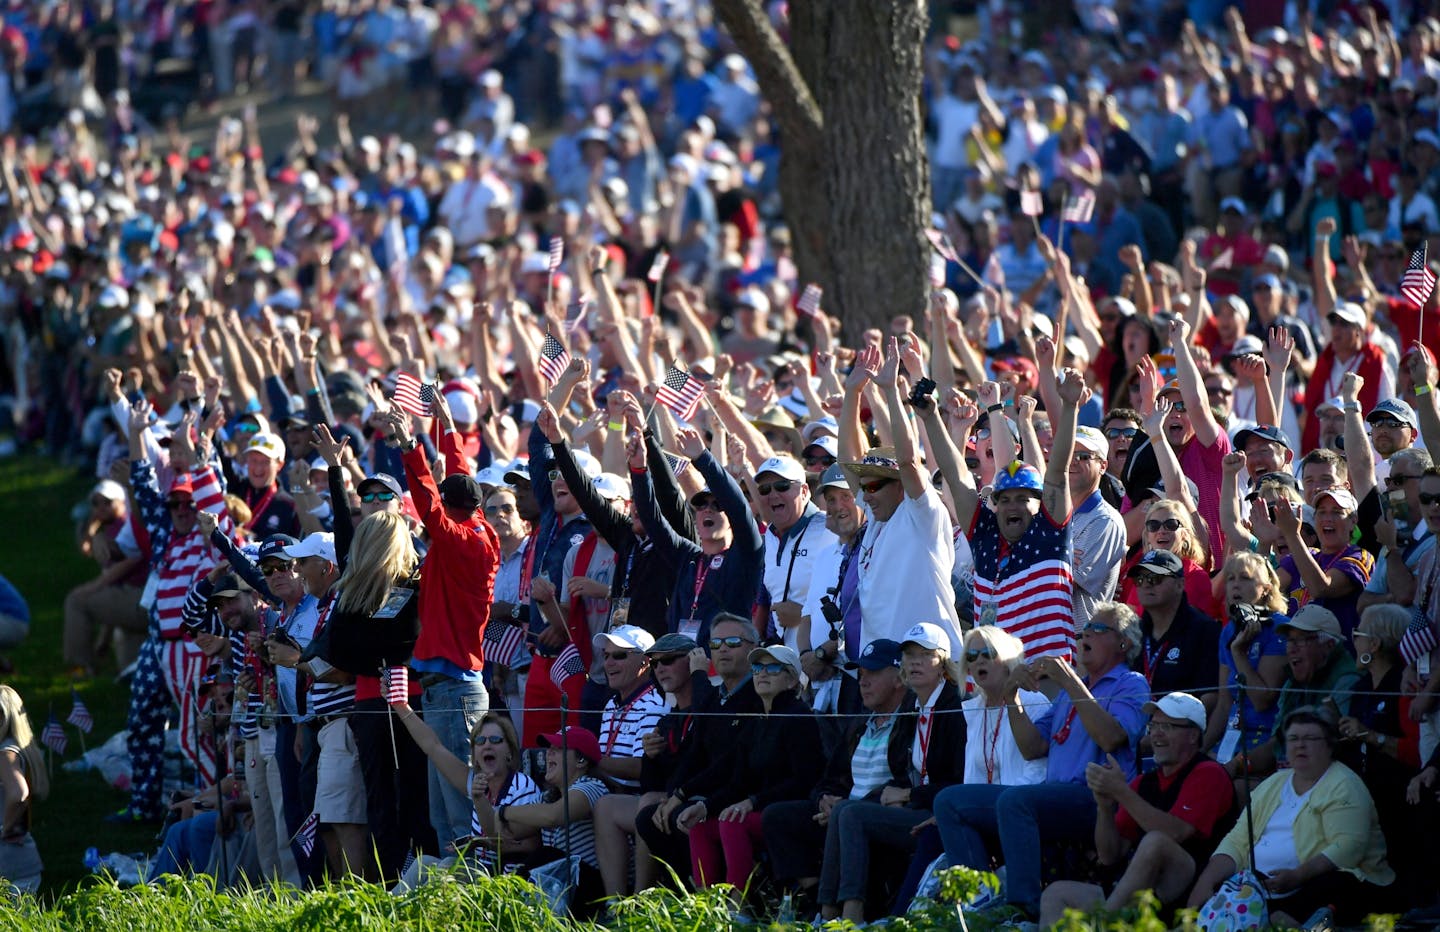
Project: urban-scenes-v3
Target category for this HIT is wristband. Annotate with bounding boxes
[608,420,625,432]
[1342,402,1361,414]
[1417,385,1433,396]
[986,403,1004,414]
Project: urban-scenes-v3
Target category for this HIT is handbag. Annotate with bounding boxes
[529,854,581,915]
[1196,870,1269,932]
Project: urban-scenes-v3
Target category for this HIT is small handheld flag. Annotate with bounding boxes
[797,284,823,317]
[382,665,409,706]
[295,811,320,857]
[537,332,572,387]
[1401,244,1437,309]
[1062,189,1095,224]
[67,690,93,734]
[548,237,564,274]
[1020,189,1044,217]
[392,373,435,418]
[549,643,586,689]
[655,365,705,421]
[647,251,670,283]
[42,712,67,755]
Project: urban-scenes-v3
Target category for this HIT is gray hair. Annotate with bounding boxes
[1091,602,1142,663]
[709,613,760,645]
[1393,448,1432,473]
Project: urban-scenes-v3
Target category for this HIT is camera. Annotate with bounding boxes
[1226,603,1267,649]
[820,591,844,642]
[907,377,938,408]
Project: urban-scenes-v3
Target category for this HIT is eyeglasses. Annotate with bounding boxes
[1371,418,1409,430]
[709,636,752,649]
[360,491,398,503]
[1104,427,1139,439]
[751,661,788,674]
[548,469,563,482]
[473,735,506,746]
[1145,720,1197,734]
[1386,474,1421,488]
[1082,622,1114,635]
[1420,492,1440,506]
[603,650,633,662]
[167,500,197,513]
[803,452,836,466]
[964,648,995,662]
[691,496,719,511]
[652,654,689,666]
[1285,633,1320,647]
[756,480,796,496]
[261,561,296,577]
[859,478,895,494]
[1132,570,1168,587]
[1073,451,1104,463]
[1285,734,1328,745]
[1145,518,1182,532]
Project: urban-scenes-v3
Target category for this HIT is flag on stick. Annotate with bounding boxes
[1401,244,1438,309]
[1062,189,1095,224]
[537,333,572,387]
[67,689,93,734]
[655,365,705,421]
[42,712,66,755]
[549,643,586,689]
[392,373,435,418]
[797,284,823,317]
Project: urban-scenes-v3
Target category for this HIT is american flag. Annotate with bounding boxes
[392,372,435,418]
[548,237,564,274]
[1020,189,1044,217]
[483,616,528,668]
[549,643,586,689]
[1401,244,1438,308]
[537,332,572,386]
[662,452,691,477]
[656,365,705,421]
[67,689,93,734]
[295,811,320,857]
[1400,605,1439,667]
[647,250,670,283]
[797,284,823,317]
[925,228,959,263]
[41,712,67,755]
[1062,189,1095,224]
[382,665,409,705]
[969,467,1076,662]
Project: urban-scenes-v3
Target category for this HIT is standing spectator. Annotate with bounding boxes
[0,684,46,892]
[1066,426,1127,631]
[1128,550,1221,704]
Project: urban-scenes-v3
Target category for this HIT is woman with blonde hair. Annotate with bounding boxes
[1118,499,1221,618]
[0,684,47,892]
[1205,552,1289,766]
[957,625,1049,788]
[326,510,431,879]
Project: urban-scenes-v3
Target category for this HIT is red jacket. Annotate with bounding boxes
[403,444,501,672]
[1301,343,1387,451]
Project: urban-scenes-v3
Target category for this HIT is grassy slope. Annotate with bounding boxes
[1,457,157,896]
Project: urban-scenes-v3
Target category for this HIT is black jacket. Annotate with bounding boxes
[668,676,764,797]
[691,690,823,812]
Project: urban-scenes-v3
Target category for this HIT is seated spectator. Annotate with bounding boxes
[675,645,822,905]
[1189,706,1396,926]
[932,601,1149,922]
[64,478,148,676]
[1039,692,1235,925]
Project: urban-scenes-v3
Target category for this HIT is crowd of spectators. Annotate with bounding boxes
[6,1,1440,929]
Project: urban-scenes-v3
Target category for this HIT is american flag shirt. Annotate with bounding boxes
[132,460,230,638]
[970,505,1076,662]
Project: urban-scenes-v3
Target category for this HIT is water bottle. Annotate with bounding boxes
[777,892,794,924]
[1301,905,1336,932]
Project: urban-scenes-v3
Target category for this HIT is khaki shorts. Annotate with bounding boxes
[314,718,366,825]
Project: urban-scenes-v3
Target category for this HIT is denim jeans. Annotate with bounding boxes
[421,676,489,849]
[148,811,219,881]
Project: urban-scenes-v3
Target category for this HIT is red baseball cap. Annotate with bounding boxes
[537,726,601,764]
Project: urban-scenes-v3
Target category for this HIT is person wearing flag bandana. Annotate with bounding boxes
[385,407,502,853]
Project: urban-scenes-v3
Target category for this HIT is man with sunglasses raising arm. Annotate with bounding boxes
[839,336,962,652]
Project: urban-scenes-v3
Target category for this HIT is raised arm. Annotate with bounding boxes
[877,336,928,500]
[1339,372,1377,503]
[1168,316,1223,447]
[627,429,698,565]
[1044,367,1088,522]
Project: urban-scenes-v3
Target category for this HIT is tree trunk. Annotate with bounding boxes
[714,0,932,340]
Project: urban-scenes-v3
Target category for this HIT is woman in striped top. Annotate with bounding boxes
[392,709,542,886]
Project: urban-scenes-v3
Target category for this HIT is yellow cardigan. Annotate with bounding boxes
[1213,761,1395,887]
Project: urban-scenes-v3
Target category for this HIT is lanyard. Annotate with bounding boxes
[1141,630,1170,685]
[689,552,722,618]
[981,704,1004,784]
[517,529,540,602]
[243,483,278,531]
[1053,703,1081,745]
[603,685,655,757]
[916,708,935,783]
[778,516,813,602]
[617,542,639,598]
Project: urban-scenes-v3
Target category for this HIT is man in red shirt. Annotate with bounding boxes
[1038,692,1234,925]
[386,409,501,851]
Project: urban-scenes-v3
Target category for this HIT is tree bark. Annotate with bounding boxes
[714,0,932,339]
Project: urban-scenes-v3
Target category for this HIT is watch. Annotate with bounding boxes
[815,645,831,663]
[509,603,522,621]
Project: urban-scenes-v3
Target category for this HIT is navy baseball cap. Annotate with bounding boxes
[257,534,300,563]
[1234,423,1292,452]
[845,639,903,671]
[1130,549,1184,578]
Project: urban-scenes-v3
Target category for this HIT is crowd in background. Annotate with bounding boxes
[4,1,1440,929]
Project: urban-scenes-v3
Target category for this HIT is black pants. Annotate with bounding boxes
[634,800,698,890]
[1271,871,1393,925]
[350,698,437,879]
[760,799,826,885]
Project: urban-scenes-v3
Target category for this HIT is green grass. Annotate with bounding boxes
[1,456,158,895]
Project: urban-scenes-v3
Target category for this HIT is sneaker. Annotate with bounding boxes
[104,806,160,825]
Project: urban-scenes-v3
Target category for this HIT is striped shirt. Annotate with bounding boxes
[132,460,230,637]
[598,685,668,790]
[849,715,897,799]
[308,592,356,718]
[468,770,542,865]
[540,776,609,868]
[970,504,1076,661]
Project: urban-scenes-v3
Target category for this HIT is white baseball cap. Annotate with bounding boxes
[282,532,337,564]
[594,624,656,652]
[900,622,949,652]
[243,433,286,461]
[1142,692,1207,730]
[755,455,805,484]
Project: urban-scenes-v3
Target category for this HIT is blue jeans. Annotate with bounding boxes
[935,782,1096,913]
[148,811,219,880]
[421,676,488,849]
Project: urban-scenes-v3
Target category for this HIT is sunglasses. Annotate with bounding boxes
[859,478,895,494]
[804,452,836,465]
[751,661,788,674]
[233,423,261,434]
[1372,418,1409,430]
[473,735,506,745]
[261,561,296,577]
[964,648,995,662]
[691,496,719,511]
[1104,427,1139,439]
[1170,401,1188,413]
[1145,518,1182,532]
[1385,474,1421,487]
[709,636,752,649]
[1131,570,1168,587]
[652,654,689,666]
[603,650,633,662]
[1420,492,1440,506]
[1073,451,1103,463]
[756,480,796,496]
[167,500,197,513]
[1082,622,1115,634]
[360,491,398,503]
[548,469,563,482]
